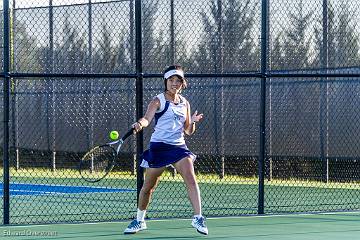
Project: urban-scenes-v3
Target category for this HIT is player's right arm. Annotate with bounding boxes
[132,97,160,133]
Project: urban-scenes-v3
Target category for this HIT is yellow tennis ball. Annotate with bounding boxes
[109,130,119,140]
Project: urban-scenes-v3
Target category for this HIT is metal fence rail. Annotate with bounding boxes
[2,0,360,225]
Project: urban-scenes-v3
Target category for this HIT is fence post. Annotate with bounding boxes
[47,0,56,171]
[129,0,136,175]
[11,0,19,170]
[258,0,269,215]
[135,0,144,204]
[266,0,272,182]
[217,0,224,179]
[320,0,329,183]
[170,0,175,64]
[87,0,94,165]
[3,0,11,225]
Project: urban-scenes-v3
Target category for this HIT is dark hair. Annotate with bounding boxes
[163,65,188,92]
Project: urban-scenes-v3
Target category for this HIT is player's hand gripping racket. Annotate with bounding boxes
[79,128,134,183]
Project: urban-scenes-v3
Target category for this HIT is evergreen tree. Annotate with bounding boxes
[314,1,360,68]
[336,1,360,67]
[141,0,190,72]
[115,30,132,72]
[143,0,189,72]
[192,0,259,72]
[275,0,313,70]
[142,0,165,72]
[271,32,286,70]
[13,20,42,72]
[92,21,118,73]
[54,16,87,73]
[92,21,132,73]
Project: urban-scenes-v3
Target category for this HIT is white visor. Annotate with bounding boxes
[164,69,184,79]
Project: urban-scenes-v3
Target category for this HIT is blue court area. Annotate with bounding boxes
[0,183,136,196]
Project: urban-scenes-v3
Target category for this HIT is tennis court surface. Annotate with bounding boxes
[1,212,359,240]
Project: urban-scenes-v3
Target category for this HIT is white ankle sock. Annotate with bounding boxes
[137,209,146,222]
[193,214,202,219]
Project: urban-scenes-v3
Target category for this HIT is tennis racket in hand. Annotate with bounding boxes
[79,128,134,183]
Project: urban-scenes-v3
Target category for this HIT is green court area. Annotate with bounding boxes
[2,169,360,224]
[0,212,360,239]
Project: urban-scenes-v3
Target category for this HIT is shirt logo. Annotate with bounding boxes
[172,109,182,121]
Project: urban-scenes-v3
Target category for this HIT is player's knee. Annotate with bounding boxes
[141,184,157,195]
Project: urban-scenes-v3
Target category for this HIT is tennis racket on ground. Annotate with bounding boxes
[79,128,134,183]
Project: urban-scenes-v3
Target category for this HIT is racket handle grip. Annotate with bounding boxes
[122,128,135,140]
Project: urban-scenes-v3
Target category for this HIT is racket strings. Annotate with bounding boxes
[80,146,116,182]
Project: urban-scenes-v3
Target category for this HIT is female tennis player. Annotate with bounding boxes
[124,65,208,235]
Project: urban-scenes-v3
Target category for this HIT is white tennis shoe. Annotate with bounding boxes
[124,219,147,234]
[191,216,208,235]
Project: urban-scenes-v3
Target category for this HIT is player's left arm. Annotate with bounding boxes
[184,101,203,136]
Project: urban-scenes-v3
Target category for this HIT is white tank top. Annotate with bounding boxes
[150,93,188,145]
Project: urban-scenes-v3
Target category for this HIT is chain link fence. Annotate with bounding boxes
[1,0,360,225]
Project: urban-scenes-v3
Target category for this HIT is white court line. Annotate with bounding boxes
[3,210,360,229]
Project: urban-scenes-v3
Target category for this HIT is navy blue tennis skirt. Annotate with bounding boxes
[140,142,196,168]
